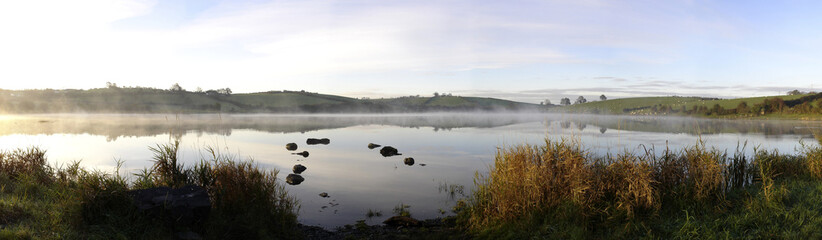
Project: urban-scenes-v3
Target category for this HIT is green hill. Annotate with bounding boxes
[559,93,822,119]
[0,88,541,114]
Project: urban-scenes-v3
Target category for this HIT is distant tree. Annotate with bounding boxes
[105,82,118,89]
[544,99,551,105]
[196,87,203,93]
[710,104,723,115]
[434,92,439,97]
[574,96,587,104]
[600,94,607,101]
[560,98,571,106]
[787,89,802,95]
[170,83,184,92]
[217,88,232,95]
[736,101,749,114]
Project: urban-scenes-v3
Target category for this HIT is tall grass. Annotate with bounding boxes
[0,142,299,239]
[463,137,822,238]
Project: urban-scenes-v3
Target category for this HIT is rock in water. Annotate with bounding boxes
[404,157,415,166]
[383,216,420,227]
[306,138,331,145]
[285,143,298,151]
[379,146,401,157]
[293,164,307,174]
[319,192,329,198]
[128,185,211,226]
[286,174,305,185]
[292,151,309,158]
[367,143,381,149]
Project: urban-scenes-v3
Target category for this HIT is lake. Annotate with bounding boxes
[0,113,819,229]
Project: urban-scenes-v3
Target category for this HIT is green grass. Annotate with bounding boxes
[459,137,822,239]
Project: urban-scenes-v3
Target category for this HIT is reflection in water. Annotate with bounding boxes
[0,113,820,228]
[1,113,820,139]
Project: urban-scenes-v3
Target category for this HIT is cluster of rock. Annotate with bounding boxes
[285,141,314,185]
[369,144,420,166]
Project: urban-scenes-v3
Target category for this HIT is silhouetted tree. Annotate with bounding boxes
[106,82,118,89]
[560,98,571,106]
[544,99,551,105]
[170,83,184,92]
[599,94,607,101]
[574,96,587,104]
[434,92,439,97]
[788,89,802,95]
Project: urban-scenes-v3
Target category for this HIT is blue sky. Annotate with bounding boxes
[1,0,820,103]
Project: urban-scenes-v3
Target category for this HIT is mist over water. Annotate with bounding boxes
[0,113,819,228]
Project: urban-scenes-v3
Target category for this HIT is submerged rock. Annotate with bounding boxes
[319,192,329,198]
[383,216,421,227]
[286,174,305,185]
[292,151,309,158]
[128,185,210,226]
[306,138,331,145]
[286,143,298,151]
[368,143,382,149]
[379,146,401,157]
[293,164,307,174]
[403,157,415,166]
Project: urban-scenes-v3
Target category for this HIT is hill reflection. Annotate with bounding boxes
[0,114,819,141]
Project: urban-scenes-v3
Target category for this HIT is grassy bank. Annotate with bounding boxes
[460,137,822,239]
[0,142,299,239]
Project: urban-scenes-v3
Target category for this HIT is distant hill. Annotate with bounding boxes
[0,88,543,114]
[557,93,822,119]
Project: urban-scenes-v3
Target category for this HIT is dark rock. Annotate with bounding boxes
[292,151,309,158]
[286,174,305,185]
[383,216,420,227]
[367,143,381,149]
[286,143,298,151]
[293,164,307,174]
[128,185,211,227]
[319,192,329,198]
[403,157,415,166]
[307,138,331,145]
[379,146,401,157]
[419,163,427,166]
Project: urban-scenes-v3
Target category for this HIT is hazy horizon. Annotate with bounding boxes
[1,0,820,104]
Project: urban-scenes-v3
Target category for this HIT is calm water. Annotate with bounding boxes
[0,113,820,228]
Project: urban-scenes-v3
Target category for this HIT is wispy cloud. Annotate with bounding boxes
[0,0,818,99]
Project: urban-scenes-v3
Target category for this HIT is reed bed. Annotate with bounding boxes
[464,137,822,238]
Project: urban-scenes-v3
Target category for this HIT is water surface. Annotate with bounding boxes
[0,113,819,228]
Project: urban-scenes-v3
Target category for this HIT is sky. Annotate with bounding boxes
[1,0,821,103]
